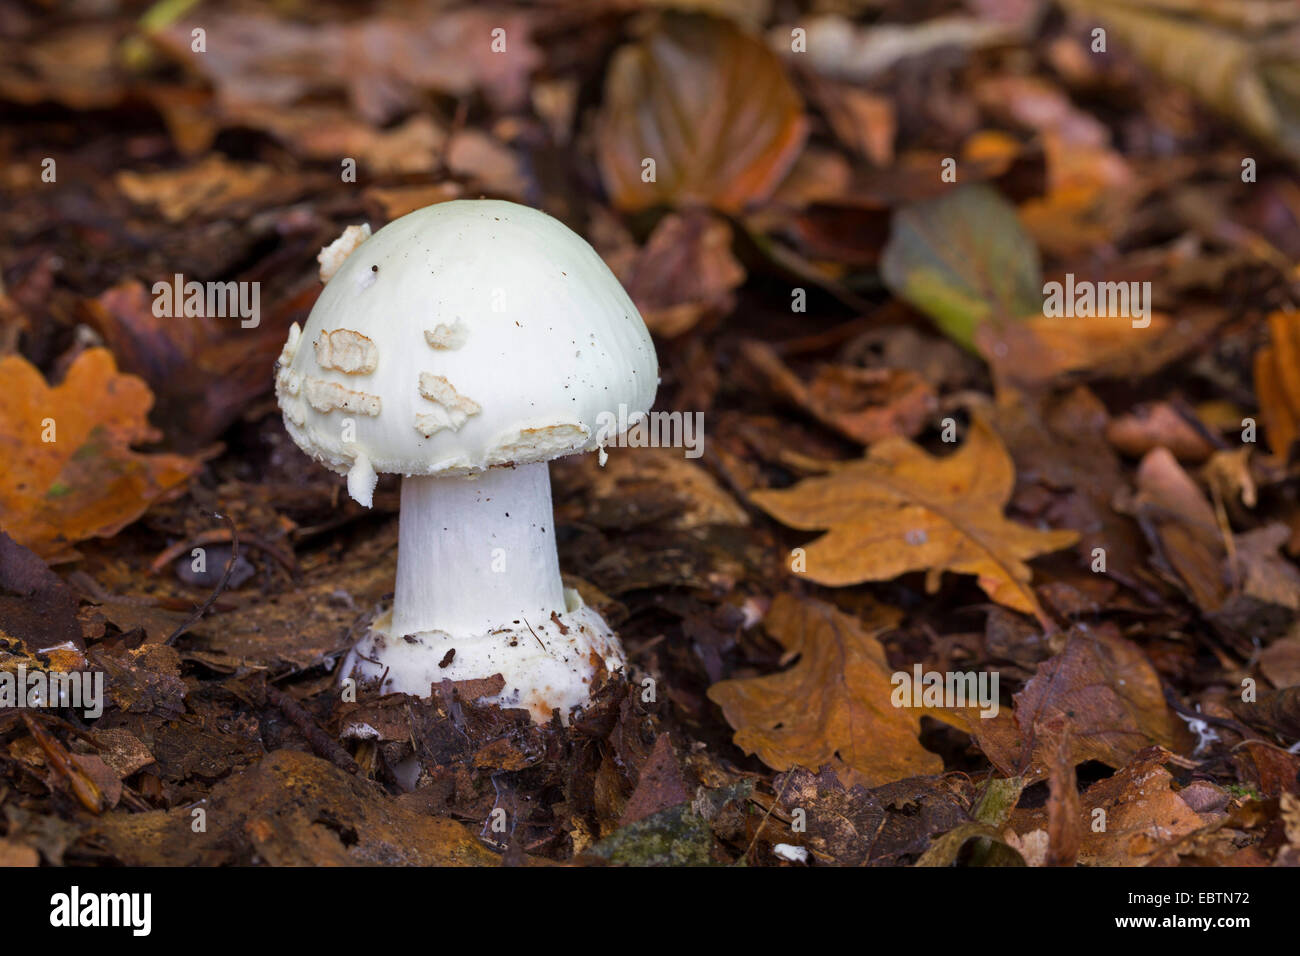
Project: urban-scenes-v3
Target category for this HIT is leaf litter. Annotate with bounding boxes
[1,0,1299,868]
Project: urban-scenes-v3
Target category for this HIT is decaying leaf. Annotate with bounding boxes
[1007,747,1211,866]
[0,349,198,562]
[752,415,1077,623]
[91,749,499,865]
[1014,623,1193,772]
[708,593,943,786]
[880,185,1042,350]
[597,13,808,213]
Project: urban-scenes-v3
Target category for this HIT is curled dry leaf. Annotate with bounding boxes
[708,593,943,786]
[752,414,1077,623]
[740,339,936,444]
[0,349,198,562]
[597,13,808,214]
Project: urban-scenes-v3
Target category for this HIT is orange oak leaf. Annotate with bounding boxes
[596,13,808,214]
[752,414,1077,624]
[1254,309,1300,460]
[708,593,942,786]
[0,348,199,562]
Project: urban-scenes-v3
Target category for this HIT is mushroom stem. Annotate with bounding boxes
[391,462,566,638]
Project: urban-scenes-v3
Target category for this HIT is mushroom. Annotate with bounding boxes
[275,200,658,722]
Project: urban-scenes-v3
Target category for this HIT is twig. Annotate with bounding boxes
[165,513,239,646]
[149,526,296,575]
[265,683,359,775]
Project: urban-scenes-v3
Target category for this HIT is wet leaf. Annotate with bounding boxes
[0,349,198,562]
[752,415,1077,622]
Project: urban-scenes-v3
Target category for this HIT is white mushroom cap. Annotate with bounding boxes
[276,200,658,505]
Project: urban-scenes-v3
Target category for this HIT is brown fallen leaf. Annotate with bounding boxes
[708,593,943,787]
[805,78,896,166]
[988,386,1148,592]
[740,340,936,444]
[1260,633,1300,688]
[0,531,84,654]
[155,7,541,124]
[0,839,39,867]
[221,105,445,174]
[1130,447,1228,611]
[1060,0,1300,161]
[977,312,1174,389]
[555,445,748,532]
[752,415,1077,623]
[597,13,808,213]
[0,24,124,110]
[1014,624,1193,772]
[1106,402,1216,462]
[116,155,308,223]
[617,210,746,338]
[1008,747,1208,866]
[0,349,198,562]
[80,279,293,449]
[618,734,689,828]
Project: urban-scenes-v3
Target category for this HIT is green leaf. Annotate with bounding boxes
[880,185,1042,350]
